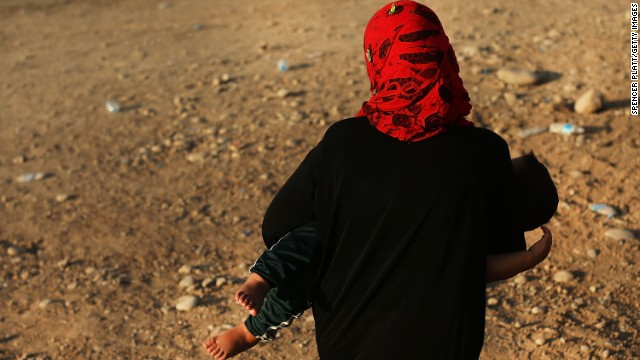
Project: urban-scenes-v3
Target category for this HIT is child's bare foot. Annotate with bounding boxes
[203,323,259,359]
[235,273,271,316]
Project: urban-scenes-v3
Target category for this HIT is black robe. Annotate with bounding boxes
[262,117,525,359]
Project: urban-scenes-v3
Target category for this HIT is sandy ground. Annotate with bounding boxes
[1,0,639,359]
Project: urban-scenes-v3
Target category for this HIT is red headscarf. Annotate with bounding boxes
[356,1,473,142]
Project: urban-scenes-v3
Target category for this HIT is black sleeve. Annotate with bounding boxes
[486,138,526,255]
[261,141,323,248]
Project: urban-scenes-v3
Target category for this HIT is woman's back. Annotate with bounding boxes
[264,117,525,359]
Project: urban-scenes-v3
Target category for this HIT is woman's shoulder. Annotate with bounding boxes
[323,117,368,138]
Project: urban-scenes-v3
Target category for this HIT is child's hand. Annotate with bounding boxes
[527,226,552,267]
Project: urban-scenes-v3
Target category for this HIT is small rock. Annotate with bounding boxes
[220,73,231,83]
[580,345,590,352]
[552,270,574,283]
[179,275,195,288]
[277,89,290,98]
[186,152,206,163]
[496,67,539,85]
[178,265,192,274]
[176,295,198,311]
[574,89,603,114]
[202,277,214,288]
[7,246,25,256]
[38,299,52,309]
[531,306,546,314]
[487,297,499,306]
[503,92,518,106]
[12,155,26,164]
[586,248,599,258]
[55,194,70,203]
[513,275,527,285]
[215,277,227,287]
[601,349,610,359]
[604,228,635,242]
[534,337,545,345]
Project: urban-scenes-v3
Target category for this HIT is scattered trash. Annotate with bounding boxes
[590,204,617,218]
[548,123,584,135]
[105,100,121,113]
[277,59,289,72]
[517,127,548,138]
[15,172,47,183]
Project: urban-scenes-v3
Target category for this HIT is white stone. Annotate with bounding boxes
[202,277,214,288]
[513,275,527,285]
[487,297,499,306]
[178,265,192,274]
[586,248,599,258]
[496,67,539,85]
[574,89,603,114]
[552,270,574,283]
[56,194,70,203]
[179,275,195,288]
[534,337,545,345]
[604,228,635,242]
[277,89,290,98]
[176,295,198,311]
[7,246,25,256]
[531,306,546,314]
[215,277,227,287]
[186,152,206,163]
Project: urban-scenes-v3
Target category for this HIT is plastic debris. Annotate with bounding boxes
[277,59,288,72]
[549,123,584,135]
[105,100,121,113]
[15,172,46,183]
[518,127,548,138]
[590,204,617,218]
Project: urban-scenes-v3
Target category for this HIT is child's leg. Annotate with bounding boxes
[236,220,320,315]
[204,277,314,359]
[203,323,259,359]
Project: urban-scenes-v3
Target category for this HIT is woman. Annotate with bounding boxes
[206,1,542,358]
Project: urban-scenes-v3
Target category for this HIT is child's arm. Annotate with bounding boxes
[486,226,552,282]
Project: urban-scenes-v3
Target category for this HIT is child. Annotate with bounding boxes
[203,152,558,359]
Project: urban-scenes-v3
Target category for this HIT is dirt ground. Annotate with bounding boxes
[1,0,639,359]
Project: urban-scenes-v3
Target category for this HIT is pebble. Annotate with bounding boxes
[574,89,603,114]
[186,152,206,163]
[496,67,539,85]
[55,194,70,203]
[487,297,499,306]
[202,277,214,288]
[179,275,195,288]
[277,89,290,98]
[220,73,231,83]
[531,306,546,314]
[7,246,25,256]
[604,228,635,241]
[215,277,227,287]
[586,248,599,258]
[12,155,26,164]
[513,275,528,285]
[178,265,192,274]
[552,270,574,283]
[534,337,545,346]
[503,92,518,106]
[38,299,52,309]
[176,295,198,311]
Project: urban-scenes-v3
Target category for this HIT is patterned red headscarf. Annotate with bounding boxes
[356,1,473,142]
